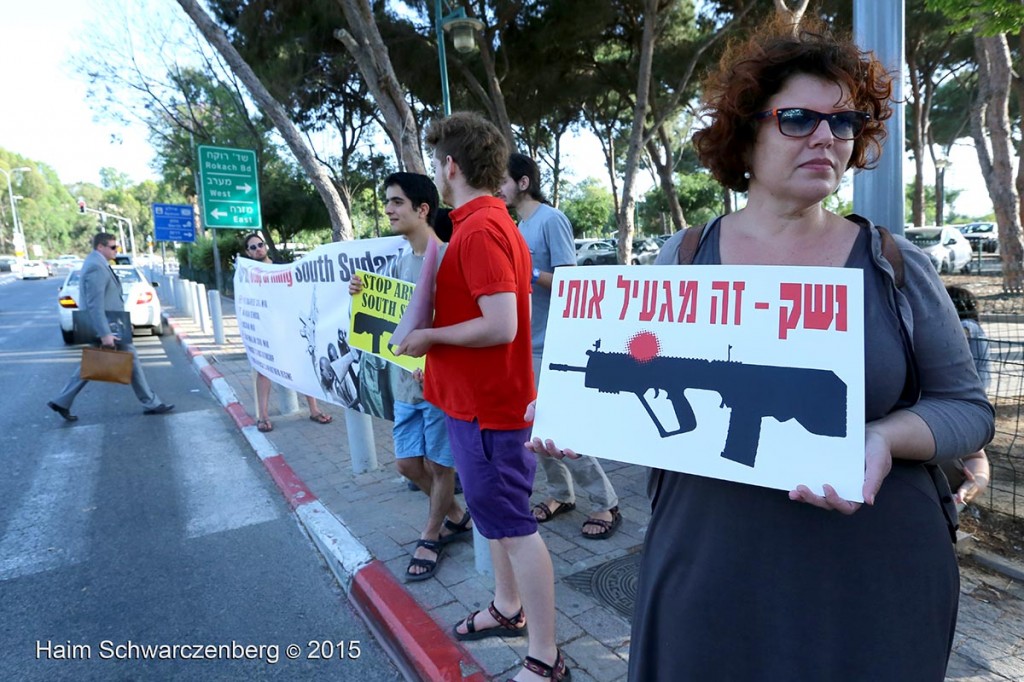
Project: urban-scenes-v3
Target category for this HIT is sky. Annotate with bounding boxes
[0,0,1000,221]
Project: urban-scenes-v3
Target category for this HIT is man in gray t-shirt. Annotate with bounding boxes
[498,153,622,540]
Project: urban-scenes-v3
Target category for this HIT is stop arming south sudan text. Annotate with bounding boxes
[35,639,362,664]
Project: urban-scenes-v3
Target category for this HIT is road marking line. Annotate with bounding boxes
[166,410,280,539]
[0,425,103,581]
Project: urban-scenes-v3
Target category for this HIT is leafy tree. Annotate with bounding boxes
[562,178,616,237]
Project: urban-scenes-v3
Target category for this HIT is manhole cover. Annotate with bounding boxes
[564,552,641,620]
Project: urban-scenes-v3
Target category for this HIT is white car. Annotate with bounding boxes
[905,226,973,274]
[17,259,49,279]
[57,265,164,344]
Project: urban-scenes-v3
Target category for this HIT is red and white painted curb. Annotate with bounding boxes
[164,312,486,682]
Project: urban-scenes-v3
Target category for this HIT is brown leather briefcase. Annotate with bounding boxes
[81,346,134,385]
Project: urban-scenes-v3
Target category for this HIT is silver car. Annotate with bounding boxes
[905,226,973,274]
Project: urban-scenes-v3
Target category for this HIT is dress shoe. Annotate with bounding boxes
[47,401,78,422]
[144,403,175,415]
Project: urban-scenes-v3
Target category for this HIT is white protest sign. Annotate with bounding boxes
[532,265,865,501]
[233,237,407,414]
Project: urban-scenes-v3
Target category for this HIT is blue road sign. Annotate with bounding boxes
[152,203,196,243]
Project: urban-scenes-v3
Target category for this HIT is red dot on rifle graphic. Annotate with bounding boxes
[627,331,660,363]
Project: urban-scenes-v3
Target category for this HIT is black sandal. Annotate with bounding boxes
[532,500,576,523]
[452,601,528,641]
[439,511,473,545]
[405,538,443,582]
[508,649,571,681]
[582,506,622,540]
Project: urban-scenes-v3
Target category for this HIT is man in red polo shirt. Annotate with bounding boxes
[395,111,568,682]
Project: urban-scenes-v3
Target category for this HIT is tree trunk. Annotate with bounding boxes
[333,0,426,176]
[617,0,659,266]
[475,32,516,149]
[974,34,1023,291]
[175,0,355,242]
[645,123,687,232]
[773,0,809,34]
[907,50,926,227]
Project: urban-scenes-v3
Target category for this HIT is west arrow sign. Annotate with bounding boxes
[197,145,262,229]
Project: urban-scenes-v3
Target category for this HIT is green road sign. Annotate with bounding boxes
[197,145,262,229]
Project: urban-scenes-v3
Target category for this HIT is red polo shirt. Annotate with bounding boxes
[423,195,536,429]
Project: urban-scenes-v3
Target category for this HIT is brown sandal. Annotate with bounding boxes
[532,500,575,523]
[452,601,528,641]
[309,412,333,424]
[508,650,571,681]
[256,419,273,433]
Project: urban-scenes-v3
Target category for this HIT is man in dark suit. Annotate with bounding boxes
[48,233,173,421]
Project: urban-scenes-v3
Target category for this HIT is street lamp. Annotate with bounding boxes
[934,156,950,227]
[0,166,30,256]
[435,1,484,115]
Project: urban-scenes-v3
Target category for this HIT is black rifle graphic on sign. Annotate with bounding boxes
[353,312,397,355]
[550,339,847,467]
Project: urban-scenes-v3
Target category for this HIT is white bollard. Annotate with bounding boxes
[345,408,378,474]
[196,282,209,334]
[208,290,225,345]
[473,528,494,576]
[278,386,300,415]
[190,282,202,326]
[164,274,177,308]
[180,279,193,317]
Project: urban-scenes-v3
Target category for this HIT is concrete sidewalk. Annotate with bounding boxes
[163,291,1024,682]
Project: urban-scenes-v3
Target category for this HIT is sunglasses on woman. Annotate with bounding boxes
[755,108,871,141]
[247,242,266,251]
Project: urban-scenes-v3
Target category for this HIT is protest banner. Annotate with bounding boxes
[531,265,866,501]
[233,236,407,419]
[348,270,424,373]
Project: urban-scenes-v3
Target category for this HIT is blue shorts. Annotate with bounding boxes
[393,400,453,468]
[445,416,537,540]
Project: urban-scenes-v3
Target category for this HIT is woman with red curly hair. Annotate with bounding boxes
[530,17,993,681]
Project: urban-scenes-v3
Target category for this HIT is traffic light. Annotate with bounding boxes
[77,198,86,214]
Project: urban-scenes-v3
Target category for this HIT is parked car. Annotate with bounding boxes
[57,265,164,344]
[631,238,659,265]
[576,239,618,266]
[959,221,998,253]
[0,255,17,273]
[905,226,973,274]
[17,259,49,279]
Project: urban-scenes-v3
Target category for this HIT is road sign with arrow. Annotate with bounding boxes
[197,145,262,229]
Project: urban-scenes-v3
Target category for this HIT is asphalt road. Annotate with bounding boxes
[0,272,402,681]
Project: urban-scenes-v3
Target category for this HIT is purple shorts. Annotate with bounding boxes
[444,416,538,540]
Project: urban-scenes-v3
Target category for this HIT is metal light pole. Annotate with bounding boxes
[0,166,30,256]
[435,1,484,115]
[853,0,905,235]
[934,156,950,227]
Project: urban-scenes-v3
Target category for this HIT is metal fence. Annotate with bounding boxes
[973,323,1024,521]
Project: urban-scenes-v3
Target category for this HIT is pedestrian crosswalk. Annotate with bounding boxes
[168,411,280,539]
[0,410,281,583]
[0,425,103,581]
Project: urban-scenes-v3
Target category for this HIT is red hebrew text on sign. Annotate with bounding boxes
[778,283,848,339]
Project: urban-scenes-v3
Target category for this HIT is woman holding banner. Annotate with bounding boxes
[240,232,333,431]
[528,17,992,681]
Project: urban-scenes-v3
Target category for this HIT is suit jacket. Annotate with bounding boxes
[79,249,125,340]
